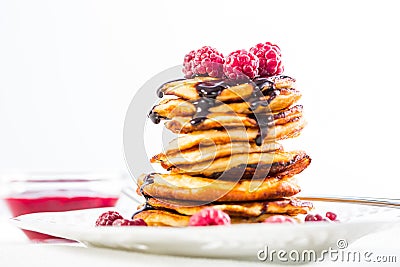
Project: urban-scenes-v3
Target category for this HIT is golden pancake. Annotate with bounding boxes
[134,209,190,227]
[161,77,253,102]
[143,197,313,216]
[163,150,309,178]
[133,209,299,227]
[165,113,257,133]
[137,173,301,202]
[151,88,301,121]
[166,117,306,153]
[151,142,283,167]
[151,98,196,118]
[158,76,217,100]
[158,75,296,102]
[272,105,303,125]
[209,153,311,180]
[170,151,311,180]
[164,105,303,134]
[265,75,296,88]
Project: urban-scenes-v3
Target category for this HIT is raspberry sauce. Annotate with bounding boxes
[6,190,118,241]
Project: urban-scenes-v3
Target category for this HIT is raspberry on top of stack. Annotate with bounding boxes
[134,42,314,227]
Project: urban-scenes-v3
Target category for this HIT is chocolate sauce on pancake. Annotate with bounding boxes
[254,112,274,146]
[196,80,230,98]
[253,77,274,90]
[248,77,279,146]
[148,110,161,124]
[151,75,293,145]
[132,173,155,219]
[190,97,217,125]
[156,78,186,98]
[250,77,279,110]
[190,80,231,125]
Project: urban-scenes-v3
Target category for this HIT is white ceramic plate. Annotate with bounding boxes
[10,197,400,260]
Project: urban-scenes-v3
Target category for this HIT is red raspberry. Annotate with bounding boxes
[326,211,337,221]
[305,213,325,222]
[182,50,196,78]
[95,211,123,226]
[182,46,225,78]
[223,49,259,80]
[250,42,284,77]
[189,207,231,226]
[263,215,296,223]
[305,214,318,222]
[112,218,147,226]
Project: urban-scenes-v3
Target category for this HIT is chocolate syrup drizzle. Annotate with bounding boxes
[150,75,291,146]
[190,80,232,125]
[249,77,279,145]
[148,109,162,124]
[149,78,187,124]
[156,78,186,98]
[131,173,155,219]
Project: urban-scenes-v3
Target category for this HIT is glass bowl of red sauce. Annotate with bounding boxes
[2,172,124,242]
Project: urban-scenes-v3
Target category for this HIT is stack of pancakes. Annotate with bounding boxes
[134,75,313,226]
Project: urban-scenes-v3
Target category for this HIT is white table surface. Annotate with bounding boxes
[1,215,400,267]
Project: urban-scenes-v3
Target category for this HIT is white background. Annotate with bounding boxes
[1,0,400,198]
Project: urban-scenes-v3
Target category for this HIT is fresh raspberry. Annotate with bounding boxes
[326,211,337,221]
[95,211,123,226]
[305,214,318,222]
[263,215,296,223]
[182,50,196,78]
[189,207,231,226]
[314,214,324,221]
[112,218,147,227]
[305,213,325,222]
[250,42,284,77]
[223,49,259,80]
[182,46,225,78]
